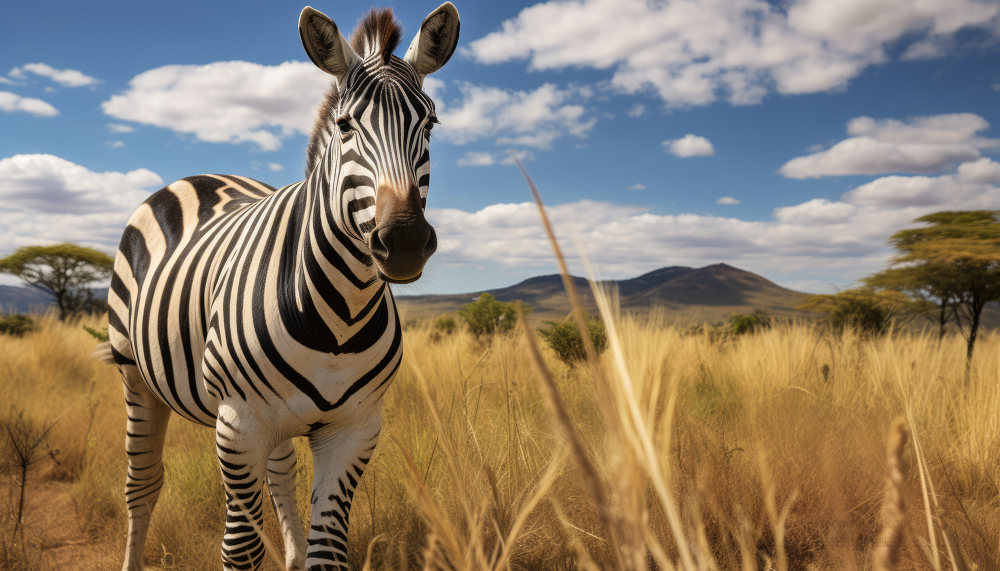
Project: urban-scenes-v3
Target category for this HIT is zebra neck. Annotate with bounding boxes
[276,160,387,354]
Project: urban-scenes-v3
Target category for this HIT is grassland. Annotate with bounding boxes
[1,307,998,570]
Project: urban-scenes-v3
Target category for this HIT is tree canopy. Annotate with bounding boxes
[0,243,114,320]
[864,211,1000,362]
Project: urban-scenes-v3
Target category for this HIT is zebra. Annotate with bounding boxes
[96,4,460,570]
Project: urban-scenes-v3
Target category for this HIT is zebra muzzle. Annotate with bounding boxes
[368,196,437,283]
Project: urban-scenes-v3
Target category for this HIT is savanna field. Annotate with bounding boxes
[1,306,998,570]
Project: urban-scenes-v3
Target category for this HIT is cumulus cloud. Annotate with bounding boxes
[106,123,135,133]
[0,154,161,255]
[456,150,536,167]
[958,157,1000,184]
[106,141,124,149]
[457,152,496,167]
[102,61,330,151]
[663,134,715,157]
[9,63,100,87]
[779,113,998,178]
[426,157,1000,286]
[628,104,645,117]
[467,0,998,107]
[716,196,739,205]
[627,183,646,190]
[0,91,58,117]
[436,82,596,149]
[267,162,284,172]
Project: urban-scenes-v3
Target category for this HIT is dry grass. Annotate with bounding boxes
[1,308,998,570]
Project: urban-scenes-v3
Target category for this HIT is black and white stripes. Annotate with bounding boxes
[102,5,460,570]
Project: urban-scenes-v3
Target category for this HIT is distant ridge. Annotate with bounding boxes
[396,263,811,323]
[0,286,109,315]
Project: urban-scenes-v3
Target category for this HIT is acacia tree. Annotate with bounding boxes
[864,264,959,340]
[0,244,114,320]
[865,211,1000,364]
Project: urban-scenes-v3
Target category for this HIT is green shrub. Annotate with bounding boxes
[796,287,919,337]
[433,315,456,335]
[728,310,772,335]
[828,296,890,336]
[457,293,531,338]
[0,314,38,337]
[537,317,608,367]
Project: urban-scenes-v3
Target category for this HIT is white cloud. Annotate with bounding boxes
[663,134,715,157]
[627,183,646,190]
[467,0,999,107]
[0,154,161,255]
[267,162,284,172]
[102,60,331,151]
[900,36,954,60]
[423,77,447,108]
[457,152,496,167]
[106,141,124,149]
[106,123,135,133]
[501,150,537,165]
[426,163,1000,286]
[779,113,997,178]
[958,157,1000,185]
[456,150,536,167]
[436,82,596,149]
[10,63,100,87]
[716,196,739,205]
[628,103,645,117]
[0,91,58,117]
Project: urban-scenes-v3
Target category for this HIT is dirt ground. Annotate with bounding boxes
[16,481,116,570]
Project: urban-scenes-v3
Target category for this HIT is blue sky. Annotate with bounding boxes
[2,0,1000,295]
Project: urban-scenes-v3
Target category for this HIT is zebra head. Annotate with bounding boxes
[299,4,460,284]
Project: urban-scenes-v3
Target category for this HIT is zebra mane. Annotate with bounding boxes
[306,8,404,176]
[350,7,403,65]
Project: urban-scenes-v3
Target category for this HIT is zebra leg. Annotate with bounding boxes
[267,439,307,570]
[305,408,382,570]
[215,404,272,570]
[121,367,172,571]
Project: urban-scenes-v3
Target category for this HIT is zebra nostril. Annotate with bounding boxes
[423,226,437,256]
[369,229,389,262]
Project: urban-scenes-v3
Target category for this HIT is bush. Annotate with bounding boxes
[434,315,456,335]
[795,288,917,337]
[457,293,531,338]
[728,310,772,335]
[828,296,890,336]
[537,317,608,367]
[0,315,38,337]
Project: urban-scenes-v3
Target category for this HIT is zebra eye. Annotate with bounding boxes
[337,118,353,135]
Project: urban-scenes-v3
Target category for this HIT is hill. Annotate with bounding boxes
[0,286,109,315]
[395,263,812,324]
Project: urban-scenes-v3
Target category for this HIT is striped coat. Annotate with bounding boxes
[100,5,460,570]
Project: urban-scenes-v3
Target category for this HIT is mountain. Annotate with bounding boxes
[395,264,812,324]
[0,285,57,314]
[0,286,109,315]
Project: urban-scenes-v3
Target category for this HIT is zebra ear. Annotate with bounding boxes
[403,2,460,85]
[298,7,361,81]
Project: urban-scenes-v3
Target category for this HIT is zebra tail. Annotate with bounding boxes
[93,342,116,365]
